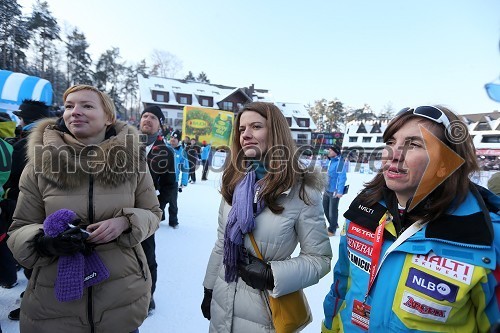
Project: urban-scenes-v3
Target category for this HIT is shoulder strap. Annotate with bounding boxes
[249,233,263,260]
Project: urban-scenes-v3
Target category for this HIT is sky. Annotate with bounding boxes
[1,164,494,332]
[16,0,500,115]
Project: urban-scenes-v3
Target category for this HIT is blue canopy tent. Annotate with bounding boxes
[0,70,53,115]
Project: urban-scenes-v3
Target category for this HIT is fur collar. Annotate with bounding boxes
[27,118,146,189]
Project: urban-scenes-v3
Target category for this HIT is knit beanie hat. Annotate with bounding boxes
[43,209,109,302]
[141,105,165,125]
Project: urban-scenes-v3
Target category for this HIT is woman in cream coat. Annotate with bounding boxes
[201,102,333,332]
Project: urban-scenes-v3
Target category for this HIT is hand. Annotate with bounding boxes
[178,186,184,193]
[201,288,212,320]
[238,254,274,290]
[33,227,88,257]
[335,193,343,198]
[86,217,129,244]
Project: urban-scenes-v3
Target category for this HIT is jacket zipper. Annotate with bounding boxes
[87,175,95,333]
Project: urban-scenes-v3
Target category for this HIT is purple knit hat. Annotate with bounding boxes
[43,209,109,302]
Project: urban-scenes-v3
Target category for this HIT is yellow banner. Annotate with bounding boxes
[182,106,234,147]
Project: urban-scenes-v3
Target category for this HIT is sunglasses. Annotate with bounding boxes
[394,105,452,137]
[485,82,500,102]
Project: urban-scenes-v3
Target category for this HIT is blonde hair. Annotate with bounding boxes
[63,85,117,124]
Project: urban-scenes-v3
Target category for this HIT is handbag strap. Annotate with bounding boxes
[249,232,264,260]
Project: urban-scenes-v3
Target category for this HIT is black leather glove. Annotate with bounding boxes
[238,254,274,290]
[201,287,212,320]
[178,186,183,193]
[33,227,89,257]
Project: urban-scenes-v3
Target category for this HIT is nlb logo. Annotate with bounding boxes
[405,268,458,302]
[411,252,474,285]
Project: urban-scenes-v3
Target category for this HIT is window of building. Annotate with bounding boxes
[481,135,500,143]
[349,137,358,142]
[201,99,209,106]
[297,134,308,145]
[286,117,292,127]
[152,91,168,103]
[297,118,310,127]
[362,137,372,143]
[376,136,383,143]
[180,96,188,104]
[177,112,183,118]
[475,121,491,131]
[222,101,233,111]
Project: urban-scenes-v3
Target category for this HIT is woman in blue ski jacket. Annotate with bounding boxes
[322,105,500,333]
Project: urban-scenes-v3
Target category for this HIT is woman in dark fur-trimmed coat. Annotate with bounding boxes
[7,85,162,333]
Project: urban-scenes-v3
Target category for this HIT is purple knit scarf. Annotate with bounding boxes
[223,170,265,283]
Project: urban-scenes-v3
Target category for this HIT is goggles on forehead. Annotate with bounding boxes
[394,105,452,137]
[485,81,500,102]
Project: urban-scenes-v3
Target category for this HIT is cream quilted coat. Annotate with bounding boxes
[203,177,333,333]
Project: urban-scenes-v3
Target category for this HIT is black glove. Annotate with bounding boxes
[178,186,183,193]
[201,288,212,320]
[238,254,274,290]
[33,227,89,257]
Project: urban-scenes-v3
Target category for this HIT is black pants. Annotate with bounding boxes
[201,159,209,180]
[140,234,157,296]
[162,187,178,226]
[0,240,17,287]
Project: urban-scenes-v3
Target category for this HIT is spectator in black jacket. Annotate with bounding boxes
[139,105,177,315]
[4,99,51,321]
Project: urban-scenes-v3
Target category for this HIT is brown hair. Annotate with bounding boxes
[358,105,479,221]
[63,85,117,125]
[220,102,320,214]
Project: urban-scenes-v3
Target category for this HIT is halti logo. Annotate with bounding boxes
[405,268,458,302]
[400,291,451,323]
[411,252,474,285]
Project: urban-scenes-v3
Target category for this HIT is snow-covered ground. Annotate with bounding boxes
[0,165,494,333]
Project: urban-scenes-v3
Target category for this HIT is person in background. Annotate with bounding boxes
[201,101,332,332]
[7,84,162,333]
[3,99,52,321]
[488,172,500,196]
[323,146,348,236]
[201,141,212,181]
[168,130,189,228]
[187,138,199,184]
[322,105,500,332]
[139,105,177,315]
[0,112,16,291]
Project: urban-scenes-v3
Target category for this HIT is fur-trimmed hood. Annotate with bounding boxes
[27,118,146,189]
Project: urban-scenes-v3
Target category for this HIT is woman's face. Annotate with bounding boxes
[63,90,112,145]
[239,111,268,159]
[381,118,443,205]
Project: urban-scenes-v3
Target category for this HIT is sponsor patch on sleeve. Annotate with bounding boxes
[347,236,373,258]
[400,291,451,322]
[405,268,459,302]
[348,223,375,243]
[347,250,371,274]
[411,252,474,285]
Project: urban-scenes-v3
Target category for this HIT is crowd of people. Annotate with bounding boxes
[0,88,499,333]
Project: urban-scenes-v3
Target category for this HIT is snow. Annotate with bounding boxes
[0,165,493,333]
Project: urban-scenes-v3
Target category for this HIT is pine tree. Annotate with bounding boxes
[65,28,93,86]
[196,71,210,83]
[184,71,195,81]
[0,0,30,71]
[26,0,60,77]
